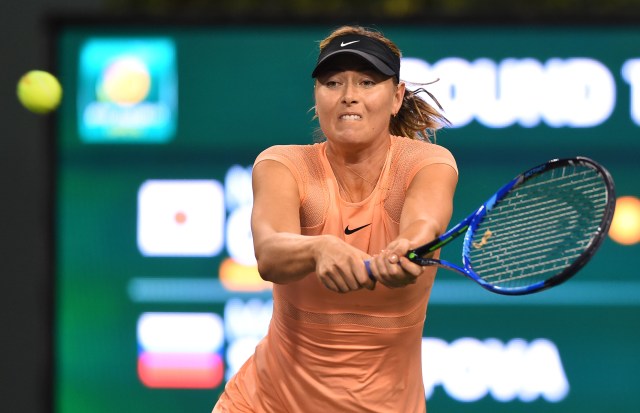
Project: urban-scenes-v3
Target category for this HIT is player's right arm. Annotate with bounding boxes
[251,159,374,292]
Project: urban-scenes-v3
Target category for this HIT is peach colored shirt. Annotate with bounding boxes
[213,136,457,413]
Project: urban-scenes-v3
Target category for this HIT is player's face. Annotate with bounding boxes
[314,55,404,146]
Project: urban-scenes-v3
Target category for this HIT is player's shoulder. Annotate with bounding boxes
[254,143,326,182]
[256,143,321,162]
[391,135,455,160]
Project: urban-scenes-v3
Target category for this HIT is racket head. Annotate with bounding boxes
[461,157,616,295]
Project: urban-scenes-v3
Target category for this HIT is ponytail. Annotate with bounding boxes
[390,84,450,143]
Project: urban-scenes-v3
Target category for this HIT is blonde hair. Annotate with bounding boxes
[315,25,449,142]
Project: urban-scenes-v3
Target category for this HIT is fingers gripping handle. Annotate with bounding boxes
[365,255,438,282]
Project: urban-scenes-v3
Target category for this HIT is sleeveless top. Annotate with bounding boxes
[213,135,457,413]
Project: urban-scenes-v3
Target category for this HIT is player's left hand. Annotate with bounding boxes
[367,239,425,288]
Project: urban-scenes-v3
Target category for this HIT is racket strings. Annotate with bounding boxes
[489,245,592,283]
[475,202,601,253]
[467,165,609,289]
[474,214,602,285]
[475,172,604,241]
[483,202,590,242]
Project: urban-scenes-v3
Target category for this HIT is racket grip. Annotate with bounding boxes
[364,260,375,280]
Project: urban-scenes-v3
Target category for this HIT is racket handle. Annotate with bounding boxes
[364,260,375,280]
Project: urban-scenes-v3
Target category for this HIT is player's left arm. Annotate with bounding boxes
[369,163,458,287]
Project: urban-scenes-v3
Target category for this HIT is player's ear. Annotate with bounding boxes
[392,81,405,116]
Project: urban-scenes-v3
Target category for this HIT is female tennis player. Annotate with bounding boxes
[212,25,458,412]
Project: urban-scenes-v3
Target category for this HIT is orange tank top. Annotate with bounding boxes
[214,136,457,413]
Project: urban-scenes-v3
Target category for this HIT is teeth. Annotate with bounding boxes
[340,114,361,120]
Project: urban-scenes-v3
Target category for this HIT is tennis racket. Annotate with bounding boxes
[366,156,616,295]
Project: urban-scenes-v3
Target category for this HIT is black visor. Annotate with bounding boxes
[311,34,400,79]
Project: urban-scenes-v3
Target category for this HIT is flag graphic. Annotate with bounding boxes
[137,180,225,256]
[137,312,225,388]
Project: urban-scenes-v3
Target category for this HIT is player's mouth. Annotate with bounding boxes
[339,113,362,120]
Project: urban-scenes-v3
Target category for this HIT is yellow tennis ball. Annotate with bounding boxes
[17,70,63,114]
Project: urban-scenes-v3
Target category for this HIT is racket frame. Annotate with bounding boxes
[406,157,616,295]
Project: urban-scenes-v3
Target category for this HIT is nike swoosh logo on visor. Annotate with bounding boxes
[344,223,371,235]
[340,40,360,47]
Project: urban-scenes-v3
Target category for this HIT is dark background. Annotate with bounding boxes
[3,1,640,412]
[1,1,101,412]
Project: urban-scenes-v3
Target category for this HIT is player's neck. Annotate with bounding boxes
[326,140,390,202]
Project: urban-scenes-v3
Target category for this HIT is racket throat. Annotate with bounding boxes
[410,223,470,258]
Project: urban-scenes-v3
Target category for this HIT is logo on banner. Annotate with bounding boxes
[77,37,177,143]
